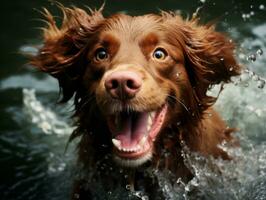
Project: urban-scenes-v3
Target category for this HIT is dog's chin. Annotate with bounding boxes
[106,103,168,168]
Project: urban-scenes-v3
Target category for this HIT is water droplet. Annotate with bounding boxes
[142,196,149,200]
[256,49,263,56]
[185,185,191,192]
[259,4,265,10]
[200,0,206,3]
[248,71,255,78]
[252,75,259,81]
[177,121,181,126]
[238,53,246,60]
[229,67,234,71]
[176,72,180,78]
[190,178,199,187]
[176,177,183,184]
[247,54,256,62]
[231,76,240,85]
[180,140,185,146]
[126,184,131,190]
[242,13,251,21]
[73,193,80,199]
[250,5,254,9]
[240,72,250,86]
[250,11,255,16]
[257,79,265,89]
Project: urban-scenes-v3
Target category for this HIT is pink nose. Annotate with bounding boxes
[104,71,142,100]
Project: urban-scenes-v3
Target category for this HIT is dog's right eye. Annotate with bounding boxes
[153,48,167,61]
[95,48,108,61]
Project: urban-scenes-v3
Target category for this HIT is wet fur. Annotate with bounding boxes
[31,5,241,199]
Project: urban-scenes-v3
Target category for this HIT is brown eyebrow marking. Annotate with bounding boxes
[139,33,159,49]
[100,33,120,56]
[139,33,159,58]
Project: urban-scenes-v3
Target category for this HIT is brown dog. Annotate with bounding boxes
[31,5,240,199]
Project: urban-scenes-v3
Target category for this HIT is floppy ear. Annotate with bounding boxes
[31,6,104,102]
[165,15,241,109]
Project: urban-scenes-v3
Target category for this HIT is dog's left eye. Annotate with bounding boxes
[95,48,108,61]
[153,48,167,60]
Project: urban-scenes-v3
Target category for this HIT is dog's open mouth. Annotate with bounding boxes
[107,104,167,166]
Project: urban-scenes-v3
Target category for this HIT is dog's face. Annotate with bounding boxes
[83,15,188,166]
[32,7,240,167]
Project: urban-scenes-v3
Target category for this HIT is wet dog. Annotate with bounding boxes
[31,5,240,199]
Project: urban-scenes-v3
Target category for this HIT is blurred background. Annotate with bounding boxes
[0,0,266,199]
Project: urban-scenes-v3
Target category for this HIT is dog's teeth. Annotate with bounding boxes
[112,139,121,149]
[151,111,156,119]
[147,124,151,132]
[117,145,143,153]
[123,148,128,152]
[148,116,153,131]
[148,116,152,126]
[139,136,147,146]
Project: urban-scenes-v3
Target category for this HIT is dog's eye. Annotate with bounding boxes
[153,48,167,60]
[95,48,108,61]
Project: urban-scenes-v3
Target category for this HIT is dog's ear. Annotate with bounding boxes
[164,14,241,109]
[31,6,104,102]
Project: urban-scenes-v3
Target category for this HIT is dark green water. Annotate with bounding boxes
[0,0,266,199]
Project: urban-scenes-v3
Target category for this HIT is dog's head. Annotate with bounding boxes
[32,6,240,167]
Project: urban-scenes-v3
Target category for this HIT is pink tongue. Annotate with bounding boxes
[115,112,148,148]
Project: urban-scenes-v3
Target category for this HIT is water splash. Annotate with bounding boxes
[132,191,149,200]
[231,69,266,89]
[22,88,74,135]
[246,54,256,62]
[259,4,265,10]
[145,136,266,200]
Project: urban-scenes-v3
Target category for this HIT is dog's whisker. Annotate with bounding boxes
[167,95,190,113]
[77,95,95,111]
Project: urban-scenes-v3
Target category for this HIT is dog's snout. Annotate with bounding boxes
[104,71,142,100]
